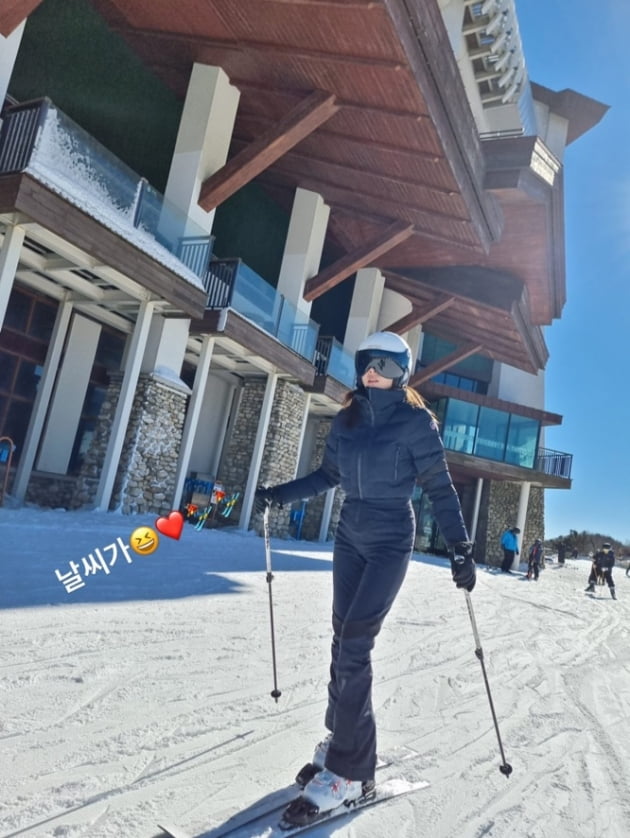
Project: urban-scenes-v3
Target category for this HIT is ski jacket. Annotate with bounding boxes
[528,543,543,564]
[501,530,519,552]
[271,387,468,546]
[594,548,615,572]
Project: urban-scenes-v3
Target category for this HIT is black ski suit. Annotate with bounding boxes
[269,387,468,781]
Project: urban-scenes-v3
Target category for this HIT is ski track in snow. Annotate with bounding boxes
[1,508,630,837]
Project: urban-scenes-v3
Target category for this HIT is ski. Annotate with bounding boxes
[157,746,419,838]
[278,777,429,834]
[158,776,428,838]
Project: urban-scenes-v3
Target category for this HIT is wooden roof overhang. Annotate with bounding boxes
[0,173,207,317]
[86,0,503,262]
[385,266,547,374]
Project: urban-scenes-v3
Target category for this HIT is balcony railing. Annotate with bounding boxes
[535,447,573,479]
[0,98,214,282]
[205,258,319,362]
[314,336,356,388]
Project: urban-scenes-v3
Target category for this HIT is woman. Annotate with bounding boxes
[255,331,475,824]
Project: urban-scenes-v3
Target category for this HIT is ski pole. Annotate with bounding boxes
[263,505,282,703]
[464,591,512,777]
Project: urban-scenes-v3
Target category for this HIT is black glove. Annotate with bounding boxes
[450,542,476,592]
[254,485,280,514]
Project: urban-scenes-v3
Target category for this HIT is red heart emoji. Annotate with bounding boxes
[155,511,184,540]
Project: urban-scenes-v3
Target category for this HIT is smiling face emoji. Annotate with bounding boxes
[130,526,159,556]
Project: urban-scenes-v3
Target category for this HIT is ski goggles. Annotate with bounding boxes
[355,350,407,379]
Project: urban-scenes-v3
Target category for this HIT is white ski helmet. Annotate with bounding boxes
[355,331,412,388]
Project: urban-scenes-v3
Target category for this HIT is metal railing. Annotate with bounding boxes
[314,336,355,387]
[205,259,320,362]
[0,98,214,281]
[535,447,573,479]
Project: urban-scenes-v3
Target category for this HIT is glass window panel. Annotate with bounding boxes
[474,406,509,461]
[505,415,540,468]
[4,399,32,458]
[0,352,18,392]
[4,288,31,332]
[28,300,57,341]
[94,328,125,370]
[14,360,41,401]
[443,399,478,454]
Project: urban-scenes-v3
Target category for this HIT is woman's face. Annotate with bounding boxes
[361,368,394,389]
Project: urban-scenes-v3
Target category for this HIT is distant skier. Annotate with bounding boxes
[254,331,475,824]
[585,542,616,599]
[526,538,543,581]
[500,526,520,573]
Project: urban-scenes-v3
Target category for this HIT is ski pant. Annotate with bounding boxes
[501,549,516,572]
[323,499,415,782]
[527,561,540,580]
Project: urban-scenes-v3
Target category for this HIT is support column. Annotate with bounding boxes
[344,267,384,354]
[470,477,484,544]
[376,287,412,333]
[0,22,24,112]
[37,313,101,474]
[0,224,25,330]
[514,481,531,569]
[277,188,329,319]
[94,299,156,510]
[164,63,240,234]
[239,373,278,529]
[12,298,73,500]
[171,335,215,509]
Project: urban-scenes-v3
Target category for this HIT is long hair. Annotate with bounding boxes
[341,385,433,427]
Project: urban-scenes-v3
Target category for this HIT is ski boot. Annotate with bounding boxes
[282,769,375,827]
[295,733,331,788]
[584,584,595,593]
[611,588,616,600]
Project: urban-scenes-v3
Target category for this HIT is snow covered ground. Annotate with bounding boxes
[1,506,630,838]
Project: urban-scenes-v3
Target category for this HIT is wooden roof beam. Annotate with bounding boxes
[198,89,339,211]
[385,294,456,333]
[0,0,43,36]
[303,220,414,301]
[409,342,484,388]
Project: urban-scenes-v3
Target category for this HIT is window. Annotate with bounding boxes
[474,406,509,461]
[0,287,57,462]
[505,414,539,468]
[443,399,479,454]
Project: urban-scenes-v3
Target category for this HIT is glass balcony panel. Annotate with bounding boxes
[505,414,539,468]
[474,406,509,461]
[13,100,212,281]
[327,340,356,388]
[232,262,281,333]
[276,300,318,361]
[443,399,478,454]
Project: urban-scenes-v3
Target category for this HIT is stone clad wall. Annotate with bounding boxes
[110,373,189,514]
[71,371,189,514]
[219,378,308,537]
[475,480,544,567]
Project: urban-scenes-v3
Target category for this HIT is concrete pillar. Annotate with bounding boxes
[0,22,24,112]
[344,267,384,354]
[514,481,531,569]
[37,313,101,474]
[239,372,278,529]
[0,224,25,330]
[277,188,329,319]
[470,477,484,544]
[94,299,156,510]
[13,298,73,500]
[376,287,412,332]
[164,63,240,234]
[171,335,215,509]
[142,315,190,377]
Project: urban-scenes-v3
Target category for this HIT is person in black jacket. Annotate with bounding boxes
[585,542,616,599]
[526,538,544,580]
[255,331,475,821]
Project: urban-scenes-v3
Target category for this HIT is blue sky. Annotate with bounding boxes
[515,1,630,542]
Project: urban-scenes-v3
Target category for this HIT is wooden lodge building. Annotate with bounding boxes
[0,0,607,563]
